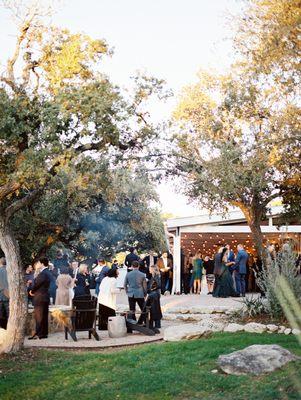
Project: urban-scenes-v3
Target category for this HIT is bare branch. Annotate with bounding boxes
[6,15,34,82]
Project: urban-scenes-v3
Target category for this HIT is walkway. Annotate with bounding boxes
[24,292,250,349]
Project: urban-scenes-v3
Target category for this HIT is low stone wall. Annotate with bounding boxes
[163,321,301,342]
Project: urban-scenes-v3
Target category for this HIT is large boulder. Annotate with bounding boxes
[163,319,227,341]
[218,344,299,375]
[163,323,209,341]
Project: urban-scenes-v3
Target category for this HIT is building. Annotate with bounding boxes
[166,206,301,294]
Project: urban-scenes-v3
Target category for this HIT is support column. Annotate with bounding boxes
[172,227,181,294]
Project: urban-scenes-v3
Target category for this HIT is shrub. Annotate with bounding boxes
[257,247,301,319]
[241,295,267,318]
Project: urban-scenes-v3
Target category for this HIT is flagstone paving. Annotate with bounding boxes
[25,292,255,349]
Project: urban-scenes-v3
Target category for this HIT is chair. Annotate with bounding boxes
[65,295,100,341]
[125,302,156,336]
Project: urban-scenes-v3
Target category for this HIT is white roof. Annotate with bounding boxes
[167,206,283,229]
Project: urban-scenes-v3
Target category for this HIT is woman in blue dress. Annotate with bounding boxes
[213,247,238,298]
[192,251,203,294]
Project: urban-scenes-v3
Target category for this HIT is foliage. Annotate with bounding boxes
[0,2,169,353]
[234,0,301,220]
[0,333,300,400]
[257,248,301,319]
[235,0,301,91]
[170,0,301,258]
[276,276,301,346]
[0,3,168,257]
[11,166,167,262]
[241,295,267,318]
[171,68,286,258]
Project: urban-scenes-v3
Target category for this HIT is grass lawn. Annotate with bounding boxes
[0,332,300,400]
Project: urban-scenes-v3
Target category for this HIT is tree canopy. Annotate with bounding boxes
[0,2,168,353]
[171,0,300,260]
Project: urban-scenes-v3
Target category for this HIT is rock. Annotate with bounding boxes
[244,322,267,333]
[284,328,292,335]
[224,323,245,333]
[218,344,299,375]
[162,314,179,321]
[198,320,226,332]
[292,328,301,335]
[213,306,229,313]
[266,324,279,333]
[278,326,286,334]
[211,369,218,374]
[190,307,213,314]
[177,314,202,322]
[165,307,189,314]
[163,323,209,341]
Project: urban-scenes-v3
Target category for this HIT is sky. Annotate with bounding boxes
[0,0,243,217]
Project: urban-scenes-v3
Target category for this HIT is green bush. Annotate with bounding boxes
[241,295,267,318]
[257,248,301,319]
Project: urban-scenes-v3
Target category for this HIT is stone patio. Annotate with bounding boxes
[116,291,247,314]
[24,292,251,349]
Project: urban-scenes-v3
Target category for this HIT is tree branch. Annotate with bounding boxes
[0,181,21,201]
[7,13,36,83]
[0,76,19,92]
[5,189,41,219]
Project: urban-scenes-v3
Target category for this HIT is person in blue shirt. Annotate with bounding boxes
[234,244,249,297]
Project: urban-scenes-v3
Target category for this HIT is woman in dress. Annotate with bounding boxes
[146,265,162,331]
[55,271,74,306]
[192,251,203,295]
[74,264,90,298]
[98,266,120,330]
[212,247,238,298]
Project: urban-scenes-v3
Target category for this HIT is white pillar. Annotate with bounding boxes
[268,217,273,226]
[172,227,181,294]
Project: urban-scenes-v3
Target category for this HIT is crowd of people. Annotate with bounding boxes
[181,244,248,297]
[0,248,168,339]
[1,243,300,340]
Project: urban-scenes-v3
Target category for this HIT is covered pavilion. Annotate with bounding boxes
[166,206,301,294]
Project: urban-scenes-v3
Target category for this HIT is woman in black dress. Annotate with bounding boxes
[146,265,163,332]
[212,248,238,298]
[74,264,90,298]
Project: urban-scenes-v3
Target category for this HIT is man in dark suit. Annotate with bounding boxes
[124,247,140,271]
[143,251,158,269]
[29,258,50,339]
[234,244,249,297]
[124,261,147,323]
[142,251,158,277]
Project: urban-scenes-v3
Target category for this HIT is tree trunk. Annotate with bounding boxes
[0,214,27,353]
[245,207,269,268]
[248,219,265,262]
